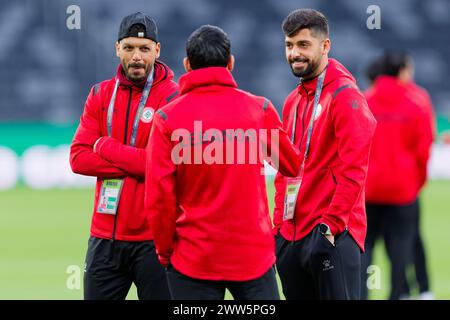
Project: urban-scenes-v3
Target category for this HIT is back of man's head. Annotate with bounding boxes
[366,57,385,84]
[186,25,231,70]
[382,51,411,77]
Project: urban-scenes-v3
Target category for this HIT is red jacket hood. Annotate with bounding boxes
[371,75,409,104]
[116,59,175,89]
[179,67,238,94]
[298,58,356,96]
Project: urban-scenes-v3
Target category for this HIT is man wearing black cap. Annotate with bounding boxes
[70,12,179,300]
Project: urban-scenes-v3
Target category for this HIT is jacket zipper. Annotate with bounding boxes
[111,86,133,243]
[292,83,310,245]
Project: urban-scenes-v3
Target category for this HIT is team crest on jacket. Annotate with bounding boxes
[141,107,155,123]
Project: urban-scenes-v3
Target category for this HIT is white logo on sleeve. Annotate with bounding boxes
[141,107,155,123]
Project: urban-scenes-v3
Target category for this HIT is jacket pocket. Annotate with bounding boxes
[314,225,336,250]
[319,232,336,249]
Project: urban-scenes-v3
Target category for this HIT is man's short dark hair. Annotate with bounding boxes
[186,25,231,70]
[366,57,385,83]
[382,51,410,77]
[282,9,329,38]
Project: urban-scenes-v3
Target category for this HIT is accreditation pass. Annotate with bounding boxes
[283,176,302,221]
[97,179,124,215]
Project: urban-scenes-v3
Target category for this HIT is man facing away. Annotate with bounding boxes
[362,52,434,300]
[273,9,377,300]
[145,25,301,300]
[70,12,179,300]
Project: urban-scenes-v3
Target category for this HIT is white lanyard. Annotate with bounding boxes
[106,69,154,147]
[291,68,327,162]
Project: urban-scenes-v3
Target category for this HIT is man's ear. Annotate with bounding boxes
[322,38,331,56]
[227,54,235,71]
[183,57,192,72]
[155,42,161,59]
[115,41,121,58]
[399,66,413,83]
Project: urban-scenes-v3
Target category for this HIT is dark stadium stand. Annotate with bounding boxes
[0,0,448,122]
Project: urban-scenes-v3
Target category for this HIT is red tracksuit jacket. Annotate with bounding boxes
[145,67,301,281]
[273,58,377,251]
[407,81,437,139]
[70,60,179,241]
[365,76,434,205]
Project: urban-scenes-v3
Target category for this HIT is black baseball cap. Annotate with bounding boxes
[118,12,158,43]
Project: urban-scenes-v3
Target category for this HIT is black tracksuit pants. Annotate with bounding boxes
[361,201,417,300]
[166,264,280,300]
[84,236,170,300]
[400,199,431,295]
[276,224,361,300]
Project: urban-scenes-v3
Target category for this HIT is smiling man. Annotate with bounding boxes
[273,9,377,300]
[70,12,179,300]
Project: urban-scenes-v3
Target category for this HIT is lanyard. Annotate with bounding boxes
[106,69,154,147]
[291,68,327,162]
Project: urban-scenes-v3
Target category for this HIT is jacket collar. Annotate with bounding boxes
[179,67,238,95]
[372,75,409,103]
[297,58,356,96]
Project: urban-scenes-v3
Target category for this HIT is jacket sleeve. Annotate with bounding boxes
[271,98,295,234]
[263,99,301,234]
[94,84,180,178]
[70,85,127,178]
[273,171,286,233]
[411,106,433,189]
[421,90,437,140]
[145,112,177,267]
[94,137,146,178]
[160,82,180,106]
[262,99,301,177]
[321,88,377,235]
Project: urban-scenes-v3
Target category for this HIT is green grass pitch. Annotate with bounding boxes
[0,179,449,299]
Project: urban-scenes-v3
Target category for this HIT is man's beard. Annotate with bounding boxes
[122,61,151,83]
[289,57,320,79]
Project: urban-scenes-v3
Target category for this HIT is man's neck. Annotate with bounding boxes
[398,69,412,84]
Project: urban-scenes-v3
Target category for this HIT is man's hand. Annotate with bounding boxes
[158,255,170,268]
[319,223,335,246]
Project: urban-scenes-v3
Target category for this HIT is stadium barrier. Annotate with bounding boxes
[0,123,449,190]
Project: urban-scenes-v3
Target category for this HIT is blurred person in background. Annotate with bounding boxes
[70,12,179,300]
[145,25,302,300]
[364,58,385,95]
[273,9,377,300]
[361,52,434,300]
[399,53,436,300]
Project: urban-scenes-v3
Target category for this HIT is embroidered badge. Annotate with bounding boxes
[141,107,155,123]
